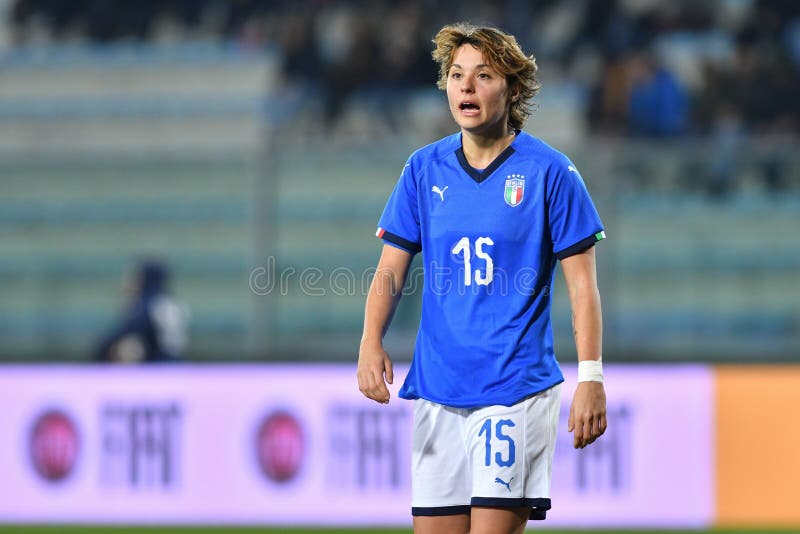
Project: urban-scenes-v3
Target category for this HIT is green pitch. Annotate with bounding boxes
[0,528,797,534]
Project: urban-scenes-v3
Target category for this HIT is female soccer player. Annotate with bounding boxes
[358,22,607,534]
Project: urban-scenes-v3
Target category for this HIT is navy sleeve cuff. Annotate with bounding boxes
[556,230,606,260]
[376,227,421,254]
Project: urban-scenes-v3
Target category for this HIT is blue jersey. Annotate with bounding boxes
[376,131,605,408]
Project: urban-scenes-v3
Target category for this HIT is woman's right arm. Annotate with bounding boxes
[357,244,414,404]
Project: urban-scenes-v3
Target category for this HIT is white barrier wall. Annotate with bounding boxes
[0,364,713,527]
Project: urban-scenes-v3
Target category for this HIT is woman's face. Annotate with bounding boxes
[446,44,512,136]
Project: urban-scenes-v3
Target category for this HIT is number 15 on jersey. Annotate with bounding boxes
[451,236,494,286]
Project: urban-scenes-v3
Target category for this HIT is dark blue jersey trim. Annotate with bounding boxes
[471,497,551,520]
[412,505,471,516]
[379,229,421,254]
[382,240,416,255]
[455,144,516,184]
[531,509,547,520]
[471,497,551,509]
[555,232,603,260]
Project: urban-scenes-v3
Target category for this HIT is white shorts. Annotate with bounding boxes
[411,383,561,520]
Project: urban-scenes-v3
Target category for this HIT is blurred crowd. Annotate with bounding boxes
[8,0,800,140]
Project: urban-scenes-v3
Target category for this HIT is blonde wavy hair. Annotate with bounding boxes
[432,22,541,130]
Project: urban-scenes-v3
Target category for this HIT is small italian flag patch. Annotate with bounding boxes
[376,227,385,238]
[595,231,606,241]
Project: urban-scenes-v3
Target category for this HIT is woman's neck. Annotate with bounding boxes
[461,128,517,169]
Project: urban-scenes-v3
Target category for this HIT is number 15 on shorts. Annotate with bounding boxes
[479,418,516,467]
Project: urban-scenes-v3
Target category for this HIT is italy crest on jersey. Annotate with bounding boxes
[504,175,525,207]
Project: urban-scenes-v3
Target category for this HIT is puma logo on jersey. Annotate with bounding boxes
[432,185,448,201]
[568,165,577,173]
[495,477,513,492]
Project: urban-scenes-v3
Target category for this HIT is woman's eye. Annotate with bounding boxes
[451,72,461,79]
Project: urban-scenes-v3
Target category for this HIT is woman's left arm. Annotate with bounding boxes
[561,246,607,449]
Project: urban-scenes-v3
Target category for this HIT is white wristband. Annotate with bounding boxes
[578,359,604,383]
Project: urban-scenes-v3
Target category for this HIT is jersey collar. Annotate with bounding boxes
[455,132,519,184]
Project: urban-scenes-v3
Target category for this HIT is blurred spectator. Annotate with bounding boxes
[587,54,632,136]
[627,50,688,137]
[95,259,189,363]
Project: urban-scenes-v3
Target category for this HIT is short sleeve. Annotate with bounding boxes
[546,159,605,260]
[376,159,422,254]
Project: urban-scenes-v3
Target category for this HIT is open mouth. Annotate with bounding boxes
[459,102,480,111]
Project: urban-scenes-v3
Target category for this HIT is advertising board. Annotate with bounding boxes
[0,364,713,527]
